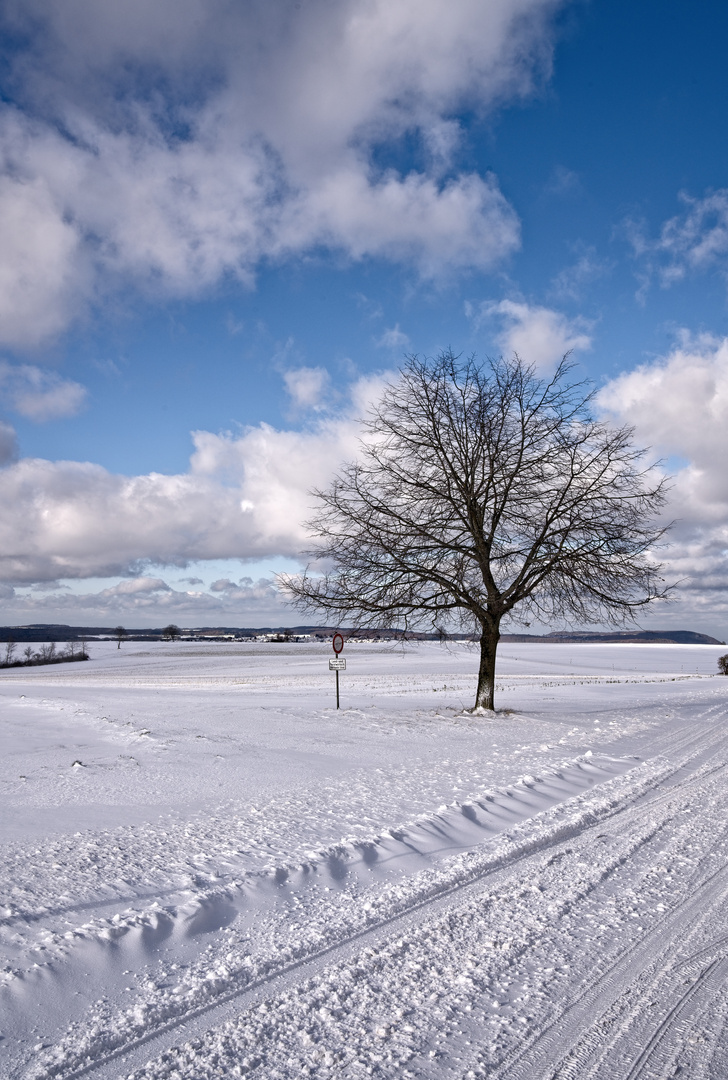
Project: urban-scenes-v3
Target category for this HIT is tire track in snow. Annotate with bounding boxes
[459,754,728,1080]
[622,956,728,1080]
[107,758,728,1080]
[18,756,684,1080]
[557,924,728,1080]
[16,711,728,1080]
[482,850,728,1080]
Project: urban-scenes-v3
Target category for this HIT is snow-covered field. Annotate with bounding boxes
[2,638,728,1079]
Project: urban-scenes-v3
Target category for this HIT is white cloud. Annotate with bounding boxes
[0,171,84,348]
[5,573,285,626]
[209,578,240,593]
[97,577,171,598]
[282,366,331,411]
[656,191,728,282]
[544,164,580,196]
[627,189,728,292]
[550,246,611,300]
[598,333,728,624]
[279,168,520,276]
[598,333,728,475]
[0,0,568,346]
[0,420,18,465]
[376,324,411,351]
[207,576,279,606]
[472,299,592,370]
[0,361,88,421]
[0,373,385,585]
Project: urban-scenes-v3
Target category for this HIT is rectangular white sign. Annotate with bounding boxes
[329,658,346,670]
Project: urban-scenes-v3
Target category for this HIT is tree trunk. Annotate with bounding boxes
[475,618,501,711]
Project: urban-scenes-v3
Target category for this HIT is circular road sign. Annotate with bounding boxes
[332,633,344,655]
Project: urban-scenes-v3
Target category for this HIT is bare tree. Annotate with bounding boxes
[114,625,127,649]
[162,624,181,641]
[281,352,670,711]
[38,642,57,664]
[3,640,16,666]
[718,654,728,675]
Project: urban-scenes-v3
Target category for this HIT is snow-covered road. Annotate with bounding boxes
[2,640,728,1078]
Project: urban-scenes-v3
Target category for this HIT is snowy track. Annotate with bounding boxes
[2,641,728,1078]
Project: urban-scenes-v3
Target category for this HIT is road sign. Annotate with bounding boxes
[329,640,346,708]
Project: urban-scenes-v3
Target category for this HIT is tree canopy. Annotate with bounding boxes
[281,351,670,709]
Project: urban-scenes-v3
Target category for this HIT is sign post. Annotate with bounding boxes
[330,633,345,708]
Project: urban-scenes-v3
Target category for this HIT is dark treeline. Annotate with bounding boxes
[0,624,722,646]
[0,641,89,668]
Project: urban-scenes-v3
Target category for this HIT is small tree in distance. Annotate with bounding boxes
[718,654,728,675]
[162,624,181,641]
[281,351,671,711]
[114,626,126,649]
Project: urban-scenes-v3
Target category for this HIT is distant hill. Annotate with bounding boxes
[500,630,726,645]
[0,624,724,645]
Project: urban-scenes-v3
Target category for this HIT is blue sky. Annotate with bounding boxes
[1,0,728,636]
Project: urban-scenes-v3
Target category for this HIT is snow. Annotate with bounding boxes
[2,638,728,1078]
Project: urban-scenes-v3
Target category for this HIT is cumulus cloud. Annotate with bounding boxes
[0,373,386,584]
[6,573,284,625]
[282,366,331,411]
[470,299,592,370]
[96,577,171,598]
[0,420,18,465]
[0,172,84,348]
[598,333,728,468]
[208,575,278,603]
[0,361,87,421]
[209,578,239,593]
[0,0,568,346]
[598,333,728,622]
